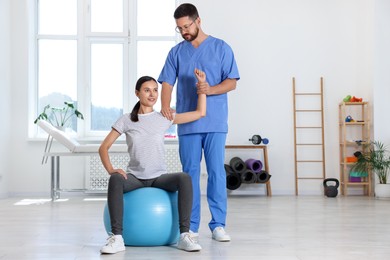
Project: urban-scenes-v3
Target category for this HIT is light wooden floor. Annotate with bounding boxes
[0,194,389,260]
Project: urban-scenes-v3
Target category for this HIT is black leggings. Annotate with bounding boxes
[107,172,193,235]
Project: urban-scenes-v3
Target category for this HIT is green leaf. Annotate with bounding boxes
[34,101,84,126]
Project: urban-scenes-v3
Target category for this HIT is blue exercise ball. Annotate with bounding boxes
[103,187,179,246]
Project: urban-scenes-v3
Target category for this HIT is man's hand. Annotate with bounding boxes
[197,82,211,95]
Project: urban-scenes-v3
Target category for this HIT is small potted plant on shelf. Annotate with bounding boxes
[352,141,390,198]
[34,101,84,130]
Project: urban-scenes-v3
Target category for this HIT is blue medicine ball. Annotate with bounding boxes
[103,187,179,246]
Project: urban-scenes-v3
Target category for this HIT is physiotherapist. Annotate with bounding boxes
[158,3,240,242]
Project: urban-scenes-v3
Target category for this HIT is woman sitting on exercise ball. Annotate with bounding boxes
[99,69,207,254]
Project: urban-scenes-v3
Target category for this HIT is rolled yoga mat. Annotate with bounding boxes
[224,164,242,190]
[245,158,263,173]
[241,169,257,184]
[229,157,247,174]
[256,170,271,183]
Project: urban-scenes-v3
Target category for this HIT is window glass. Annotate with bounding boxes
[38,40,77,99]
[38,0,77,35]
[90,0,123,33]
[34,0,177,137]
[90,43,124,130]
[137,0,176,36]
[37,39,79,130]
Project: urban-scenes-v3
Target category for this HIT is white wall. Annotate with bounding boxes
[0,0,11,198]
[8,0,54,196]
[373,0,390,144]
[4,0,384,197]
[196,0,374,194]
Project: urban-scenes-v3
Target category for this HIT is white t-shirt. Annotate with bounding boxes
[112,111,173,179]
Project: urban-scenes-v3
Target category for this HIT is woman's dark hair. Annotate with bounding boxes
[174,3,199,20]
[130,76,157,122]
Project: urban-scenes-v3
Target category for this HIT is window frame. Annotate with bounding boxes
[31,0,179,139]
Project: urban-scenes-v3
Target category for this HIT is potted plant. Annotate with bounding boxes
[34,101,84,130]
[352,141,390,198]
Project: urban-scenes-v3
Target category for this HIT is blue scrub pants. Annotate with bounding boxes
[179,132,227,232]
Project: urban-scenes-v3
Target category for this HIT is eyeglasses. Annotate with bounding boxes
[175,21,195,33]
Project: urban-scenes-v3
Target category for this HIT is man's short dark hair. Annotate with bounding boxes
[174,3,199,20]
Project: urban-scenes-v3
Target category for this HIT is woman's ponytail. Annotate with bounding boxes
[130,101,141,122]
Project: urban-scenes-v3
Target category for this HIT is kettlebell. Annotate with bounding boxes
[323,178,339,198]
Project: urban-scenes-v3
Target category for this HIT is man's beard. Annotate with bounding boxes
[182,28,199,42]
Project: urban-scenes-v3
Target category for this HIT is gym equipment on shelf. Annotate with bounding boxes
[249,135,269,145]
[224,164,242,190]
[245,158,263,173]
[257,170,271,183]
[229,157,247,174]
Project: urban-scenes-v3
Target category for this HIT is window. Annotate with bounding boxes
[34,0,177,137]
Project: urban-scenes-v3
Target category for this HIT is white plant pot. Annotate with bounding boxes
[374,183,390,199]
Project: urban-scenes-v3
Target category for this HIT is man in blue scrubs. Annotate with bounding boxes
[158,3,240,242]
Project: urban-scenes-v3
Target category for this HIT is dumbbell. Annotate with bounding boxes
[249,134,269,145]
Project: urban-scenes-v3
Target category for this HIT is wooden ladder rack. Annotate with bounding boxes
[292,77,326,195]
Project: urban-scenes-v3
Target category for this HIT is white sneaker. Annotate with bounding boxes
[177,232,202,252]
[212,227,231,242]
[100,234,126,254]
[189,230,199,243]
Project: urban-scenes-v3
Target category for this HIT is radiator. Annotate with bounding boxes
[86,145,182,191]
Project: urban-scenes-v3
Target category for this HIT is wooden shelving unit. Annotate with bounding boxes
[339,101,372,196]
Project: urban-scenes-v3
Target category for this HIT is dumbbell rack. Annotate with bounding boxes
[225,145,271,196]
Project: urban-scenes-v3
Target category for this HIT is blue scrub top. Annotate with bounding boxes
[158,36,240,136]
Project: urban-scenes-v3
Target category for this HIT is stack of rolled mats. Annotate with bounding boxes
[225,157,271,190]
